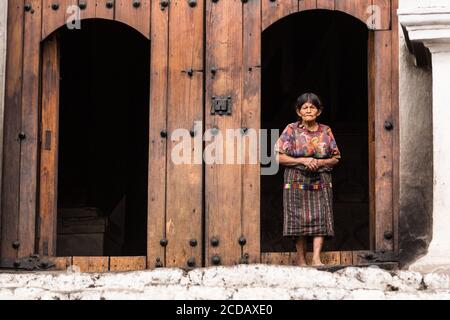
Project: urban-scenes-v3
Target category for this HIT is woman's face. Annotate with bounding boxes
[296,102,321,121]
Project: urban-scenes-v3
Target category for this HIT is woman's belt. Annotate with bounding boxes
[284,182,332,190]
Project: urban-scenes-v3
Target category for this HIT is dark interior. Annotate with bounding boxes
[261,10,370,252]
[56,19,150,256]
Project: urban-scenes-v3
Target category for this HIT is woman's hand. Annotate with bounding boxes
[300,157,320,171]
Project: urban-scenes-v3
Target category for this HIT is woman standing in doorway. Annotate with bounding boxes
[274,93,341,266]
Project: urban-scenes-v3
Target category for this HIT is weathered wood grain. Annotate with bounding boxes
[109,256,146,271]
[1,0,24,264]
[115,0,150,39]
[262,0,298,31]
[165,0,203,268]
[19,0,42,258]
[242,0,261,264]
[38,34,60,256]
[205,0,243,266]
[72,256,109,272]
[147,0,169,268]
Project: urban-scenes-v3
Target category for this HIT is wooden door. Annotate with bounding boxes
[1,0,42,267]
[38,34,60,257]
[37,1,153,270]
[204,0,261,266]
[147,0,204,269]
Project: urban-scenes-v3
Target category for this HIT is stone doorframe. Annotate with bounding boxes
[399,4,450,273]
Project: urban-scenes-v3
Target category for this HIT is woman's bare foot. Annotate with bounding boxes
[296,257,308,267]
[311,258,324,266]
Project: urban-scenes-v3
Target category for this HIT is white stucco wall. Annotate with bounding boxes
[398,0,434,267]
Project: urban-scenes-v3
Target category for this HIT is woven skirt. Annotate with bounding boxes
[283,166,335,238]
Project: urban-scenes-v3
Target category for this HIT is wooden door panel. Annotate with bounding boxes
[299,0,317,11]
[42,0,78,40]
[115,0,150,39]
[371,30,393,251]
[94,0,115,20]
[78,0,96,20]
[19,0,42,258]
[242,0,261,264]
[165,0,203,268]
[38,35,60,257]
[317,0,335,10]
[373,0,391,30]
[147,0,169,268]
[77,0,117,20]
[262,0,298,31]
[205,0,243,266]
[335,0,372,27]
[391,0,399,254]
[1,0,25,264]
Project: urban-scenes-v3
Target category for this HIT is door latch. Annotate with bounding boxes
[211,96,232,116]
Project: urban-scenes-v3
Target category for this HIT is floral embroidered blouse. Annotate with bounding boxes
[274,122,341,161]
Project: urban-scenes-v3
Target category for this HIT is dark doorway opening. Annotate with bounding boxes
[261,10,369,252]
[55,20,150,256]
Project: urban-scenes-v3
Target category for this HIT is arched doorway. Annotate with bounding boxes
[261,10,369,254]
[38,19,150,258]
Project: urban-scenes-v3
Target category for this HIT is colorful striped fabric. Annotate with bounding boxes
[283,167,335,237]
[284,182,332,190]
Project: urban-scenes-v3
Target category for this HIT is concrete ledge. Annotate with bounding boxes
[1,264,449,300]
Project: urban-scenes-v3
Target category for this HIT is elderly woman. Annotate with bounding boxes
[274,93,341,266]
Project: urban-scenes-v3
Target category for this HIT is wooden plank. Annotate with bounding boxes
[306,251,340,265]
[18,0,42,258]
[42,0,79,40]
[261,252,343,266]
[115,0,150,39]
[298,0,317,11]
[147,0,169,269]
[372,0,391,30]
[48,256,72,270]
[317,0,334,10]
[368,31,376,250]
[335,0,372,28]
[165,0,203,268]
[72,256,109,272]
[262,0,298,31]
[78,0,96,20]
[109,256,146,271]
[340,251,353,265]
[372,31,393,252]
[261,252,296,265]
[1,0,24,263]
[95,0,115,20]
[205,0,243,266]
[391,0,399,254]
[241,0,261,264]
[38,34,60,257]
[0,0,7,238]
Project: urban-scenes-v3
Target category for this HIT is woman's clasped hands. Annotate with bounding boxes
[300,157,322,172]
